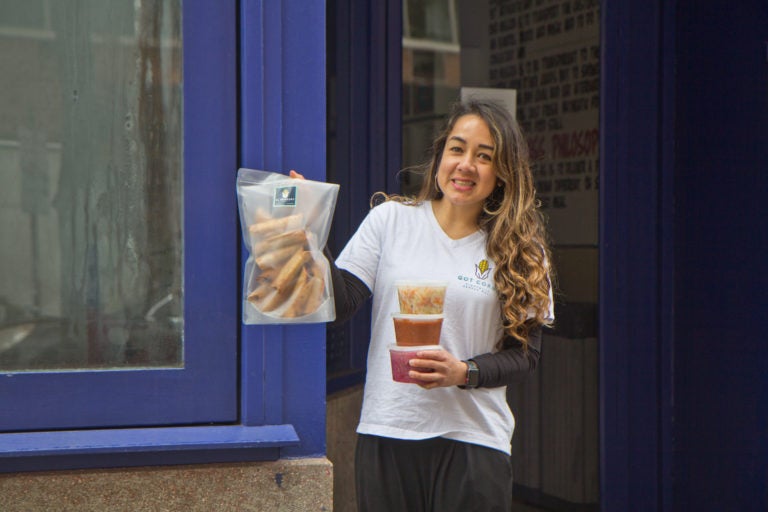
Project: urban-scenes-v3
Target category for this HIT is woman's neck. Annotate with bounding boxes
[431,199,482,240]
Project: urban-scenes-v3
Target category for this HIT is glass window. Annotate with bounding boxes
[404,0,457,43]
[402,0,460,195]
[1,0,238,433]
[0,0,48,31]
[0,0,182,372]
[401,0,601,509]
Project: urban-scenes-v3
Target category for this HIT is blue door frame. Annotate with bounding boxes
[326,0,402,394]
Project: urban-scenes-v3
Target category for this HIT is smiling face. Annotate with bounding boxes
[435,114,498,214]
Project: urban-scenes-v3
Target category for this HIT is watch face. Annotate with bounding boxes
[467,361,480,387]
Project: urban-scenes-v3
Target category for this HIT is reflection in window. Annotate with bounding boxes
[0,0,183,371]
[402,0,460,195]
[404,0,457,43]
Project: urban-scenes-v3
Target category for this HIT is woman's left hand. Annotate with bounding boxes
[408,349,469,390]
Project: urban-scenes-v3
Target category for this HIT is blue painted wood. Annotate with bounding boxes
[601,1,768,511]
[239,0,286,429]
[239,0,269,428]
[0,425,298,458]
[238,0,328,457]
[326,0,402,394]
[0,0,238,432]
[278,0,328,458]
[600,1,670,510]
[672,2,768,510]
[325,0,370,393]
[0,425,298,473]
[385,0,403,192]
[658,3,676,511]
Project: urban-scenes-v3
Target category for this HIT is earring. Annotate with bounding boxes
[483,199,502,216]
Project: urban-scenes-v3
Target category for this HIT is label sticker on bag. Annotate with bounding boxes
[274,185,297,207]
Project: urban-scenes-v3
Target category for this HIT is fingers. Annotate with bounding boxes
[408,350,467,388]
[407,357,447,388]
[289,169,306,180]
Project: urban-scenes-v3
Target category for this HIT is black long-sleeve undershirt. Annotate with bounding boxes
[325,247,541,388]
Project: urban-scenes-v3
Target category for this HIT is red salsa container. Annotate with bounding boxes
[389,345,441,384]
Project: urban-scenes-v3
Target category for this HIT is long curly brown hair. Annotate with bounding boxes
[378,99,554,350]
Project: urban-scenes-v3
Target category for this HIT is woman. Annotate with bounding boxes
[296,99,554,511]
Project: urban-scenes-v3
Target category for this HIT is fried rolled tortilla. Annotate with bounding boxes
[247,279,273,305]
[260,277,298,312]
[283,268,312,318]
[249,214,304,237]
[254,208,272,224]
[254,244,303,269]
[306,259,323,279]
[254,267,278,284]
[301,274,326,315]
[272,250,312,293]
[253,229,308,255]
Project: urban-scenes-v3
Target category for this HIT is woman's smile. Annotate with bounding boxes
[449,177,476,191]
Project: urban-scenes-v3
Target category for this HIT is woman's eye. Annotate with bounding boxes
[479,153,493,161]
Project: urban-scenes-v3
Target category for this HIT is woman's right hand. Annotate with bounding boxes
[289,170,305,180]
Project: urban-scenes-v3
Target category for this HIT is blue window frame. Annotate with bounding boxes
[1,0,326,470]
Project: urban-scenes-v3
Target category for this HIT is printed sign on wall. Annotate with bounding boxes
[487,0,600,245]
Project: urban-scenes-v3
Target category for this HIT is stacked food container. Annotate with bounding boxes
[389,281,448,383]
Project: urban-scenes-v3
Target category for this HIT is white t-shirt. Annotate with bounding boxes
[336,200,517,454]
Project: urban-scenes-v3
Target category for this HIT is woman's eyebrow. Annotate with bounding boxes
[448,135,495,151]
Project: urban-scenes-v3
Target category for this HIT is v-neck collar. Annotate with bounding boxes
[423,201,485,248]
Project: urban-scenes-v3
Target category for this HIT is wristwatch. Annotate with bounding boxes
[458,359,479,389]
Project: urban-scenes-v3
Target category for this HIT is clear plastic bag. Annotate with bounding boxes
[236,168,339,324]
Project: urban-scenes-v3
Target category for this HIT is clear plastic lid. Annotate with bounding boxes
[388,344,442,352]
[391,312,444,321]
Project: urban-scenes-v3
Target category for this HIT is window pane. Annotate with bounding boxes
[0,0,47,30]
[402,0,601,508]
[406,0,456,42]
[0,0,183,371]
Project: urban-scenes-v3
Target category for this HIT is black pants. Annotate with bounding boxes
[355,434,513,512]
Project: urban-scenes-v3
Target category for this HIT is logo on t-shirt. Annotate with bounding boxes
[475,258,492,280]
[457,258,496,296]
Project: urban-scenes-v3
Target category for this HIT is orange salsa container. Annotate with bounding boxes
[392,313,443,346]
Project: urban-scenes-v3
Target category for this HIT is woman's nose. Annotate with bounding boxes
[457,154,476,171]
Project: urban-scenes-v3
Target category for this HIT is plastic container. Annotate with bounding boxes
[392,313,443,346]
[388,345,441,384]
[394,280,448,314]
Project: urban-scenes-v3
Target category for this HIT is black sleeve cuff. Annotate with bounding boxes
[471,326,542,388]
